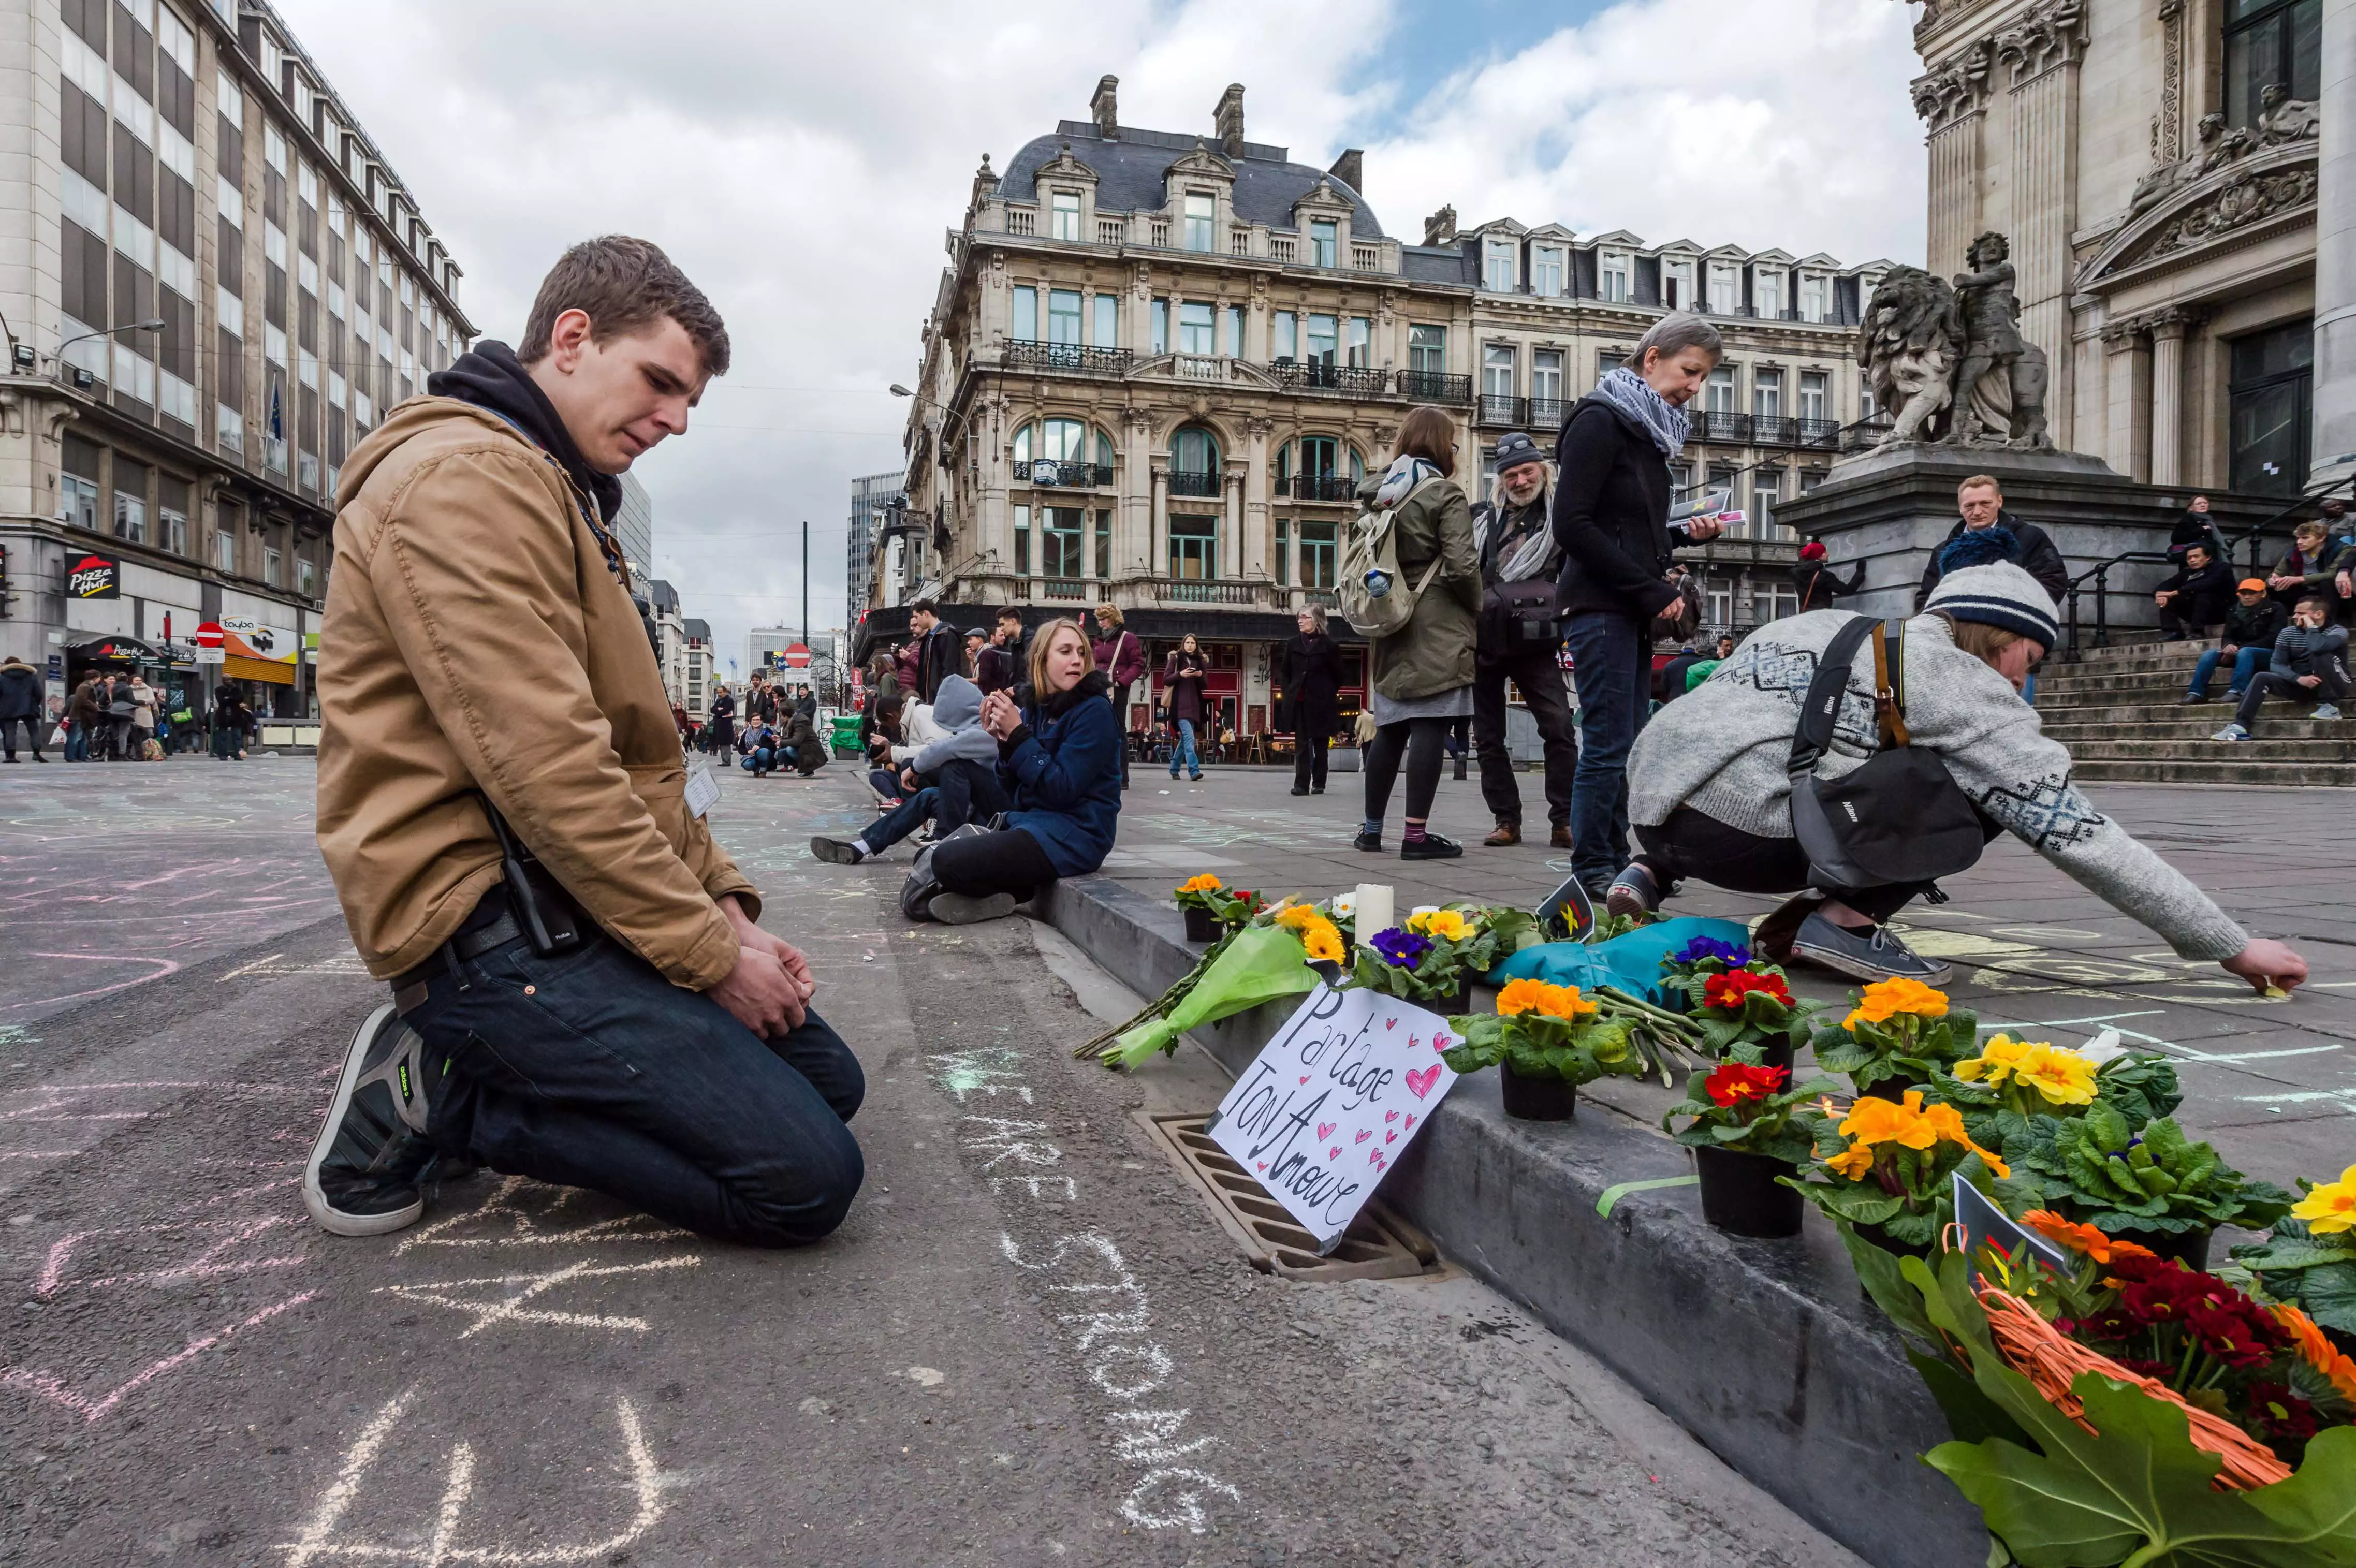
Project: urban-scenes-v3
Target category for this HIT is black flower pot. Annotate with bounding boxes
[1183,905,1220,943]
[1436,984,1472,1016]
[1499,1062,1576,1121]
[1695,1146,1804,1238]
[2109,1224,2212,1271]
[1737,1038,1796,1075]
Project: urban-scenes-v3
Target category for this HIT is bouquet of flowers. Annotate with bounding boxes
[2232,1165,2356,1338]
[1783,1088,2010,1252]
[1076,892,1339,1071]
[1440,978,1646,1090]
[1661,1061,1842,1166]
[1349,904,1538,1007]
[1808,978,1979,1094]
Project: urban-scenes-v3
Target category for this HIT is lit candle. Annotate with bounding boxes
[1354,883,1394,938]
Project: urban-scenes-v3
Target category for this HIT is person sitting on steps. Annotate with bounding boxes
[2213,595,2349,741]
[2182,578,2286,704]
[811,675,1006,864]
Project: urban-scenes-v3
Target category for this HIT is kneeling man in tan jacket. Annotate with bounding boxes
[305,236,862,1242]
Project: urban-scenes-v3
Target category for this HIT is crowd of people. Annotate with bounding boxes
[0,660,261,764]
[680,669,829,776]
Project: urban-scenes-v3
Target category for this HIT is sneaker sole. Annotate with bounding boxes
[928,891,1018,925]
[1399,844,1464,860]
[1603,878,1655,920]
[1787,937,1953,987]
[304,1002,426,1237]
[809,836,864,865]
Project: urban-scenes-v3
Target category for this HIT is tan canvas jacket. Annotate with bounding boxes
[316,397,755,990]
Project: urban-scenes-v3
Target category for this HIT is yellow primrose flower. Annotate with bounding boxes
[1841,976,1950,1029]
[1274,902,1323,932]
[1953,1033,2038,1085]
[2291,1164,2356,1235]
[2013,1046,2098,1107]
[1301,920,1345,964]
[1825,1141,1877,1181]
[1406,908,1473,942]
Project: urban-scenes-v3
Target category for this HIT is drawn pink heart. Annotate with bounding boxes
[1256,1161,1268,1171]
[1433,1033,1452,1052]
[1386,1130,1398,1144]
[1404,1114,1417,1132]
[1369,1149,1384,1166]
[1408,1036,1420,1052]
[1404,1064,1442,1100]
[1329,1146,1341,1159]
[1384,1111,1399,1123]
[1298,1074,1310,1085]
[1385,1018,1399,1030]
[1316,1122,1336,1140]
[1354,1129,1371,1144]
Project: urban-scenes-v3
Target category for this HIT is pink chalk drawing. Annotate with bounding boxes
[37,1215,306,1298]
[0,1291,316,1423]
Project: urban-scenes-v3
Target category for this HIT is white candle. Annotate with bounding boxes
[1354,883,1394,937]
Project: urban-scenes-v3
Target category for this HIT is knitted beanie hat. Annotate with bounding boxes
[1925,561,2061,650]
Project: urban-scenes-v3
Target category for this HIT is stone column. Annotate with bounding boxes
[1911,41,1992,274]
[1222,470,1243,581]
[1121,407,1153,575]
[2149,309,2195,486]
[1149,462,1169,583]
[1996,1,2088,435]
[2311,0,2356,492]
[2103,319,2152,483]
[1242,416,1273,579]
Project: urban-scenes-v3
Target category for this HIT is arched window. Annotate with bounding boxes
[1013,421,1115,485]
[1276,436,1362,500]
[1170,428,1220,497]
[1041,418,1088,461]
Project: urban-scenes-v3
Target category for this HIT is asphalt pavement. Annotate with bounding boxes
[0,756,1863,1568]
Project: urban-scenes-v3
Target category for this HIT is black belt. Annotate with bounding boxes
[390,908,526,1015]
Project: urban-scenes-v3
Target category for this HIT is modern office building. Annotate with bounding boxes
[847,468,902,630]
[0,0,473,722]
[614,472,653,583]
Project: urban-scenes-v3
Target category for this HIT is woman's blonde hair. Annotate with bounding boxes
[1095,602,1124,628]
[1930,610,2027,667]
[1029,617,1093,695]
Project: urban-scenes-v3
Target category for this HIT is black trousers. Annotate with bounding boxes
[2235,662,2351,730]
[1364,716,1450,825]
[931,825,1060,903]
[1292,733,1331,792]
[0,717,42,758]
[1472,647,1577,829]
[1632,807,2001,926]
[2159,595,2227,637]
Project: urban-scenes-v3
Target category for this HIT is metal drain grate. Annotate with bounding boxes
[1132,1111,1442,1281]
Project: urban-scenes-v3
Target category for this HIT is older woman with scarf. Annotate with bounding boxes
[1551,314,1728,898]
[1353,405,1481,860]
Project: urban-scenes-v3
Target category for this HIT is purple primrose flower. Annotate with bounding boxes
[1671,936,1752,969]
[1370,928,1433,969]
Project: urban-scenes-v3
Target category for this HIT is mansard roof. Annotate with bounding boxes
[1003,120,1387,240]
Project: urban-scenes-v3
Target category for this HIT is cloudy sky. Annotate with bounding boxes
[271,0,1927,672]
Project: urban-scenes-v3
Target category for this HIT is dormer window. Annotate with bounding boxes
[1051,190,1081,241]
[1800,274,1830,323]
[1531,245,1564,297]
[1707,263,1740,316]
[1310,219,1338,269]
[1600,253,1630,302]
[1755,270,1784,317]
[1483,237,1515,292]
[1184,192,1215,252]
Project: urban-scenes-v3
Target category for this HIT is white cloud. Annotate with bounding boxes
[269,0,1922,668]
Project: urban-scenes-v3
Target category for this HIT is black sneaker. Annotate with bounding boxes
[1353,830,1384,852]
[1401,833,1464,860]
[1788,912,1952,985]
[809,835,866,864]
[304,1003,441,1237]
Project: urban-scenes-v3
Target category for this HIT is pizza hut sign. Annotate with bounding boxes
[66,554,120,599]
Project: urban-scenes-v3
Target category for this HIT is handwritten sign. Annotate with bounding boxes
[1207,984,1458,1252]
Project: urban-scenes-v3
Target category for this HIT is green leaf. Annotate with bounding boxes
[2285,1261,2356,1338]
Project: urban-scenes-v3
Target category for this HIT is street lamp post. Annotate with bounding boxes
[54,318,166,388]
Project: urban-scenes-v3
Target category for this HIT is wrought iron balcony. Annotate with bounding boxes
[1476,393,1529,428]
[1167,469,1222,497]
[1528,396,1565,431]
[1796,417,1842,450]
[1395,369,1473,404]
[1750,415,1798,447]
[1004,340,1132,376]
[1690,409,1750,444]
[1268,359,1392,399]
[1015,458,1111,488]
[1287,474,1359,502]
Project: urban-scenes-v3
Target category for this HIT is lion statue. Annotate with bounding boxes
[1857,266,1964,446]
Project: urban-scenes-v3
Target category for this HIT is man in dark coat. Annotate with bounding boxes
[1469,431,1577,848]
[975,609,1025,696]
[1914,474,2069,609]
[2154,544,2234,640]
[0,656,46,761]
[908,600,960,704]
[1277,608,1343,795]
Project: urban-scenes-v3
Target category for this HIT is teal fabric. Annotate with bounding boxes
[1486,916,1753,1007]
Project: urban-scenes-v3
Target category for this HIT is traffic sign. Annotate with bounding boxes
[782,643,812,669]
[194,621,225,649]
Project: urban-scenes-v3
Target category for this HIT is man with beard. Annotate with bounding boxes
[1468,432,1577,848]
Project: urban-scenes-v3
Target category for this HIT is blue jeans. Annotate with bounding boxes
[742,747,778,773]
[67,724,90,761]
[402,919,865,1247]
[1168,719,1200,776]
[1563,610,1651,890]
[863,759,1009,852]
[2188,646,2265,698]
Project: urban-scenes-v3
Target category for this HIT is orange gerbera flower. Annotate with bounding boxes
[2021,1209,2158,1265]
[1842,976,1950,1029]
[2274,1302,2356,1402]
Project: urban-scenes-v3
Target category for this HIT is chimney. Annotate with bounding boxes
[1423,204,1457,246]
[1213,83,1246,156]
[1090,74,1119,139]
[1327,149,1364,195]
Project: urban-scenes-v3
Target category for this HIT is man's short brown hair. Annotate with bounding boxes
[1958,474,2002,497]
[517,236,730,377]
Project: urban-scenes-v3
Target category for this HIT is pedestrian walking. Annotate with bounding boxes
[1551,314,1730,896]
[0,656,46,763]
[306,237,858,1245]
[1467,430,1577,850]
[1091,602,1143,789]
[127,675,159,759]
[1354,405,1480,861]
[1278,606,1343,795]
[1163,634,1208,782]
[907,600,960,704]
[103,675,137,760]
[1611,562,2306,998]
[65,674,101,761]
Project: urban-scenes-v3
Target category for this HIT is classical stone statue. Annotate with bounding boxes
[1859,266,1963,445]
[2258,84,2320,145]
[1950,232,2052,449]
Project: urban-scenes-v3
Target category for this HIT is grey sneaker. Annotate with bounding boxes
[2211,722,2250,742]
[1788,911,1952,985]
[2314,704,2342,720]
[928,891,1018,925]
[304,1003,441,1237]
[1604,863,1660,919]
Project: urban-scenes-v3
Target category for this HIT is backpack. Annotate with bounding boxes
[1337,476,1445,638]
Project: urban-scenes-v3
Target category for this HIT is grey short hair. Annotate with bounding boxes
[1629,313,1722,373]
[1297,602,1328,633]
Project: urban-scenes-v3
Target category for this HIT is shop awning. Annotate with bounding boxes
[223,654,296,685]
[66,635,169,665]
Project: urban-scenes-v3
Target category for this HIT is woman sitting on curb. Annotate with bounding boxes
[1605,561,2306,996]
[894,618,1122,925]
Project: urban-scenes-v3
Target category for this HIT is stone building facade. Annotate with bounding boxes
[1909,0,2352,498]
[883,77,1889,734]
[0,0,472,722]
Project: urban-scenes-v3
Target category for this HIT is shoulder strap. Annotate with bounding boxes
[1872,620,1910,748]
[1789,614,1880,778]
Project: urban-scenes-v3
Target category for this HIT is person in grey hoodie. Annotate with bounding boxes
[1607,562,2306,995]
[2213,595,2349,741]
[808,675,1006,861]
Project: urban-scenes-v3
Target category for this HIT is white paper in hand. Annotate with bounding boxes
[1207,983,1458,1252]
[683,764,722,820]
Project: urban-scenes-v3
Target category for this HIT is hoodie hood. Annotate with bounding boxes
[931,674,983,731]
[426,341,623,524]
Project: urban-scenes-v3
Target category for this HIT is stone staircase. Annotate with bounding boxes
[2038,636,2356,785]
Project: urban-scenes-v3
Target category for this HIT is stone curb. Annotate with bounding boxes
[1035,872,1984,1568]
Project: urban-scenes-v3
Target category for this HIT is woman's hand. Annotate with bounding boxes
[980,690,1021,741]
[2221,938,2307,995]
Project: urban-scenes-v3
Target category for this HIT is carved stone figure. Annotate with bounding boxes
[2257,84,2320,145]
[1859,266,1963,445]
[2195,112,2258,175]
[1950,233,2053,449]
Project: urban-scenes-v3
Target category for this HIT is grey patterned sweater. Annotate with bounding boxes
[1627,611,2249,960]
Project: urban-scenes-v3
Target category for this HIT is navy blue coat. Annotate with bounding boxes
[1001,674,1122,877]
